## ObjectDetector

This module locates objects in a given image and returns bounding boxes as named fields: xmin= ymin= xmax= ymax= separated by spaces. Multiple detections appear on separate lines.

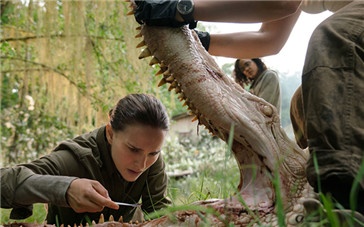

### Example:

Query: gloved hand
xmin=194 ymin=30 xmax=210 ymax=51
xmin=134 ymin=0 xmax=188 ymax=27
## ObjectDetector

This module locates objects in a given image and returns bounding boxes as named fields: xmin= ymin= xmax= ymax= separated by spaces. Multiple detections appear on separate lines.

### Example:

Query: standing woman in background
xmin=233 ymin=58 xmax=281 ymax=113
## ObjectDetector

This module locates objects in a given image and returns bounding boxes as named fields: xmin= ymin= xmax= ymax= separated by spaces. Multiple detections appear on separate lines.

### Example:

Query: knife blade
xmin=114 ymin=202 xmax=141 ymax=208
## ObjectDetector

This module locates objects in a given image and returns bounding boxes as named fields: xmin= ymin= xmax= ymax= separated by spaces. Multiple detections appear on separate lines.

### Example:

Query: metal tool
xmin=114 ymin=202 xmax=141 ymax=208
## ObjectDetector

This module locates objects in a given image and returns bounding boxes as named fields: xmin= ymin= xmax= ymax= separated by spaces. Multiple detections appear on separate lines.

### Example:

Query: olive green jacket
xmin=250 ymin=69 xmax=281 ymax=114
xmin=1 ymin=126 xmax=170 ymax=225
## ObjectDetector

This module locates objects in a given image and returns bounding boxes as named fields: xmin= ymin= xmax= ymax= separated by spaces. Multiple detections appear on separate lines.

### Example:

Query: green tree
xmin=0 ymin=0 xmax=175 ymax=165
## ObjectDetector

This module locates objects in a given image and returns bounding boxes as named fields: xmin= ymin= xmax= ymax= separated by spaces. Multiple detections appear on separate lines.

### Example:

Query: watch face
xmin=177 ymin=0 xmax=194 ymax=15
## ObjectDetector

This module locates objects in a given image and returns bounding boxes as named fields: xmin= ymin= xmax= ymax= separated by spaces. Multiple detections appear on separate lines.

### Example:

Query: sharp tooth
xmin=136 ymin=26 xmax=141 ymax=30
xmin=156 ymin=68 xmax=166 ymax=75
xmin=109 ymin=215 xmax=114 ymax=221
xmin=99 ymin=214 xmax=104 ymax=223
xmin=136 ymin=40 xmax=146 ymax=48
xmin=138 ymin=48 xmax=152 ymax=59
xmin=149 ymin=57 xmax=160 ymax=65
xmin=178 ymin=94 xmax=185 ymax=101
xmin=126 ymin=10 xmax=134 ymax=15
xmin=158 ymin=78 xmax=167 ymax=87
xmin=135 ymin=32 xmax=142 ymax=38
xmin=175 ymin=86 xmax=181 ymax=94
xmin=118 ymin=216 xmax=123 ymax=223
xmin=192 ymin=115 xmax=198 ymax=122
xmin=168 ymin=81 xmax=178 ymax=91
xmin=163 ymin=69 xmax=171 ymax=76
xmin=165 ymin=75 xmax=175 ymax=82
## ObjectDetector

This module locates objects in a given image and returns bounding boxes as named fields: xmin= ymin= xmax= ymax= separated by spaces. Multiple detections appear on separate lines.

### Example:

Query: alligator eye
xmin=262 ymin=105 xmax=273 ymax=117
xmin=295 ymin=215 xmax=304 ymax=223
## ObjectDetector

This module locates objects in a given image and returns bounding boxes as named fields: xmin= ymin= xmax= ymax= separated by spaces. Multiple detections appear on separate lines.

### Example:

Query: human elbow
xmin=263 ymin=42 xmax=286 ymax=56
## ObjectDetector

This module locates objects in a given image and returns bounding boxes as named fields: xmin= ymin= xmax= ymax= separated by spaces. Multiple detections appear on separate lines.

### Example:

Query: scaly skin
xmin=131 ymin=23 xmax=315 ymax=226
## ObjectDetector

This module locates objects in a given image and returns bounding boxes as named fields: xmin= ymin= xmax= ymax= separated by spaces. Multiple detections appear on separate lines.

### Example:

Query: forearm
xmin=13 ymin=174 xmax=77 ymax=207
xmin=208 ymin=10 xmax=301 ymax=58
xmin=193 ymin=0 xmax=302 ymax=23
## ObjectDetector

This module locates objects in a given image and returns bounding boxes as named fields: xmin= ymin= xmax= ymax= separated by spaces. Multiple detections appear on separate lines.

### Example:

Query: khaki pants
xmin=297 ymin=1 xmax=364 ymax=213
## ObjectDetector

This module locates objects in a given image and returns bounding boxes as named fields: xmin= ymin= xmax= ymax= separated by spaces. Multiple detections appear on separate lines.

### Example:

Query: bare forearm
xmin=194 ymin=0 xmax=302 ymax=23
xmin=208 ymin=9 xmax=301 ymax=58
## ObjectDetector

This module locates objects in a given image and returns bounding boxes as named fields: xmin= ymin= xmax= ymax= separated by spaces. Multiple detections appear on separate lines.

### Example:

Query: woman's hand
xmin=66 ymin=178 xmax=119 ymax=213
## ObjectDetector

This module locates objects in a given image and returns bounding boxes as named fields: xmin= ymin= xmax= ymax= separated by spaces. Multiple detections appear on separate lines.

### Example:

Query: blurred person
xmin=233 ymin=58 xmax=281 ymax=113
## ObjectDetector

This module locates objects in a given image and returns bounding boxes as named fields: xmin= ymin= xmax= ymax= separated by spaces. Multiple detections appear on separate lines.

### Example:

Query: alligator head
xmin=130 ymin=12 xmax=315 ymax=226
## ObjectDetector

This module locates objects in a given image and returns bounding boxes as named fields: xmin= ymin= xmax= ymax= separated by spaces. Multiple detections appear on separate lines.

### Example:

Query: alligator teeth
xmin=158 ymin=78 xmax=167 ymax=87
xmin=109 ymin=215 xmax=114 ymax=221
xmin=156 ymin=68 xmax=166 ymax=76
xmin=149 ymin=57 xmax=160 ymax=65
xmin=168 ymin=81 xmax=178 ymax=91
xmin=126 ymin=9 xmax=134 ymax=15
xmin=136 ymin=40 xmax=146 ymax=48
xmin=163 ymin=69 xmax=171 ymax=76
xmin=136 ymin=26 xmax=141 ymax=30
xmin=165 ymin=75 xmax=175 ymax=82
xmin=118 ymin=216 xmax=123 ymax=222
xmin=99 ymin=214 xmax=104 ymax=223
xmin=135 ymin=32 xmax=142 ymax=38
xmin=174 ymin=86 xmax=181 ymax=94
xmin=138 ymin=48 xmax=152 ymax=59
xmin=192 ymin=115 xmax=198 ymax=122
xmin=178 ymin=93 xmax=185 ymax=101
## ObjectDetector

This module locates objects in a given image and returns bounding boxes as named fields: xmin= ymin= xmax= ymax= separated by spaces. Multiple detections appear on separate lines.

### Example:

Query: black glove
xmin=194 ymin=30 xmax=210 ymax=51
xmin=134 ymin=0 xmax=187 ymax=27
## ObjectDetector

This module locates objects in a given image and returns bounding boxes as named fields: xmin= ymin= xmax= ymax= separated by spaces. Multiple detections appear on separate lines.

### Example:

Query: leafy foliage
xmin=0 ymin=0 xmax=167 ymax=165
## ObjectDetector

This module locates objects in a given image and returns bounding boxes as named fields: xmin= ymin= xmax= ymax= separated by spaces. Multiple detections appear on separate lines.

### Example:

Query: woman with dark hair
xmin=233 ymin=58 xmax=281 ymax=113
xmin=1 ymin=93 xmax=171 ymax=225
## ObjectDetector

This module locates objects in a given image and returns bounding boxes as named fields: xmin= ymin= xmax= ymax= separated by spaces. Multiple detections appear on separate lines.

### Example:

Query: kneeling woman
xmin=1 ymin=93 xmax=171 ymax=225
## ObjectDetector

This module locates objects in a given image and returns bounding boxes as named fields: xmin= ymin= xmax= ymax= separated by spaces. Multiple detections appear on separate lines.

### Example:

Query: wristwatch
xmin=176 ymin=0 xmax=195 ymax=23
